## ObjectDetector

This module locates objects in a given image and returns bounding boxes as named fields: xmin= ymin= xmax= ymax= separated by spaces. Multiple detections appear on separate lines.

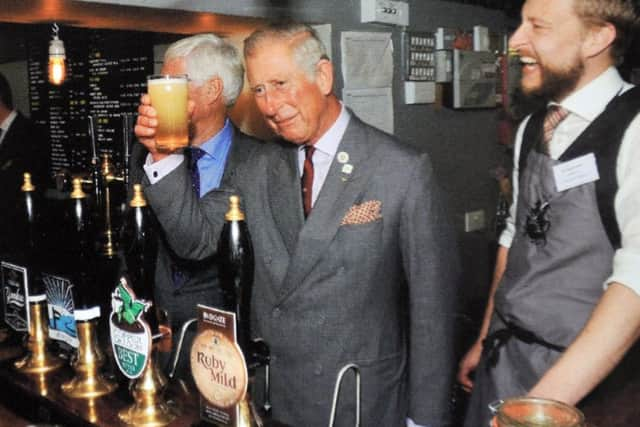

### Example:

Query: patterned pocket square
xmin=341 ymin=200 xmax=382 ymax=225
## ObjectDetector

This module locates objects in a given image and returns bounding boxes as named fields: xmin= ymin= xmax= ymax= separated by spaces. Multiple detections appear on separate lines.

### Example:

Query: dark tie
xmin=542 ymin=105 xmax=569 ymax=154
xmin=301 ymin=145 xmax=315 ymax=217
xmin=190 ymin=147 xmax=206 ymax=196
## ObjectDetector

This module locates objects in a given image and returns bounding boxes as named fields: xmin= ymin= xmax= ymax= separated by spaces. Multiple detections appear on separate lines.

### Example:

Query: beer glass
xmin=147 ymin=74 xmax=189 ymax=151
xmin=489 ymin=397 xmax=585 ymax=427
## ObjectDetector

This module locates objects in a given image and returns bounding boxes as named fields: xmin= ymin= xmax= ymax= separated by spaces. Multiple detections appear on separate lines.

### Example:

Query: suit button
xmin=314 ymin=364 xmax=322 ymax=375
xmin=272 ymin=308 xmax=281 ymax=318
xmin=264 ymin=256 xmax=272 ymax=265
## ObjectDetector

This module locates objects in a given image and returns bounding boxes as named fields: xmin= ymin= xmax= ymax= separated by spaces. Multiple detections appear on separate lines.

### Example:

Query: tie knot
xmin=543 ymin=105 xmax=569 ymax=145
xmin=304 ymin=145 xmax=315 ymax=161
xmin=190 ymin=147 xmax=206 ymax=167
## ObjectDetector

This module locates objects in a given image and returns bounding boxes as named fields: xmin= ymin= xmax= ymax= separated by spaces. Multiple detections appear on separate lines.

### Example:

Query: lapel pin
xmin=342 ymin=164 xmax=353 ymax=175
xmin=337 ymin=151 xmax=349 ymax=164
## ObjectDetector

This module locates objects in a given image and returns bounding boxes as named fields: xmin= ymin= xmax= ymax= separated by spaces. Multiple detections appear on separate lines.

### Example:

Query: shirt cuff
xmin=407 ymin=417 xmax=430 ymax=427
xmin=143 ymin=152 xmax=184 ymax=185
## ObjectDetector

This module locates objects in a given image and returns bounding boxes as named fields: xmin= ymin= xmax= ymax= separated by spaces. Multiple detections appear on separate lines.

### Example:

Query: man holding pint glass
xmin=132 ymin=33 xmax=262 ymax=380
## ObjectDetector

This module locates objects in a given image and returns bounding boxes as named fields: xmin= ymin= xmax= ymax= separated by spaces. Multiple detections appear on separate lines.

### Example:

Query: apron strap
xmin=483 ymin=311 xmax=566 ymax=369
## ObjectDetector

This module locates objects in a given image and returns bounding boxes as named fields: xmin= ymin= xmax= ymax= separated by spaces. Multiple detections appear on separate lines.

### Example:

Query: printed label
xmin=109 ymin=277 xmax=152 ymax=379
xmin=191 ymin=305 xmax=248 ymax=426
xmin=1 ymin=262 xmax=29 ymax=332
xmin=43 ymin=273 xmax=78 ymax=348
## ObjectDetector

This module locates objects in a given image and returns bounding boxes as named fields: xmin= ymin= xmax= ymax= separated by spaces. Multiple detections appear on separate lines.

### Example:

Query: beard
xmin=522 ymin=58 xmax=584 ymax=102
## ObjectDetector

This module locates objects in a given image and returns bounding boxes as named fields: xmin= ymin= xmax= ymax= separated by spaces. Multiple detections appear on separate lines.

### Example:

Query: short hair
xmin=244 ymin=23 xmax=329 ymax=79
xmin=0 ymin=72 xmax=13 ymax=109
xmin=574 ymin=0 xmax=638 ymax=65
xmin=165 ymin=33 xmax=244 ymax=107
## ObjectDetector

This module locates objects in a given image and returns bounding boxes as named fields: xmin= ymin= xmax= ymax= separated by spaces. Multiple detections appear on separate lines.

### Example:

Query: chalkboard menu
xmin=26 ymin=26 xmax=153 ymax=178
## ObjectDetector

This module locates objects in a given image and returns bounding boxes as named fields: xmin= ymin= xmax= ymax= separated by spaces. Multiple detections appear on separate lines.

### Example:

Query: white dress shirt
xmin=499 ymin=67 xmax=640 ymax=295
xmin=297 ymin=103 xmax=350 ymax=207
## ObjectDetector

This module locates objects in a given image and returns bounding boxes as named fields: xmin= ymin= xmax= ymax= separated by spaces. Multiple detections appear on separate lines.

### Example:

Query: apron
xmin=464 ymin=141 xmax=613 ymax=427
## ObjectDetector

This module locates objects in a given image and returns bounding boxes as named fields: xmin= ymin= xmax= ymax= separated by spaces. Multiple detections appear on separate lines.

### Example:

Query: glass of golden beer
xmin=147 ymin=74 xmax=189 ymax=151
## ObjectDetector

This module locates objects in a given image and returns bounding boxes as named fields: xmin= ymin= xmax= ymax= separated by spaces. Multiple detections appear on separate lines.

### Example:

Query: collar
xmin=0 ymin=110 xmax=17 ymax=132
xmin=558 ymin=67 xmax=629 ymax=121
xmin=197 ymin=118 xmax=233 ymax=159
xmin=299 ymin=103 xmax=350 ymax=157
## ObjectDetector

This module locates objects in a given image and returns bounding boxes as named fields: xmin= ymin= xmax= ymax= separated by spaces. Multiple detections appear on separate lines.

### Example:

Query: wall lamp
xmin=49 ymin=23 xmax=66 ymax=86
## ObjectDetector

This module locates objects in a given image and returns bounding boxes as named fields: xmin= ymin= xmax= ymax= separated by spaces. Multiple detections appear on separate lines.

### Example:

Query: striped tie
xmin=543 ymin=105 xmax=569 ymax=153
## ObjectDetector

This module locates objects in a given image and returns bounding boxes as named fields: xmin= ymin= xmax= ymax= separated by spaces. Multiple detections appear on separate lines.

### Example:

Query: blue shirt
xmin=193 ymin=118 xmax=233 ymax=197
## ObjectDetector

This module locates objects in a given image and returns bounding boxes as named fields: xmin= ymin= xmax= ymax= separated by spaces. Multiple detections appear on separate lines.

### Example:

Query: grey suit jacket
xmin=147 ymin=114 xmax=459 ymax=426
xmin=129 ymin=127 xmax=263 ymax=378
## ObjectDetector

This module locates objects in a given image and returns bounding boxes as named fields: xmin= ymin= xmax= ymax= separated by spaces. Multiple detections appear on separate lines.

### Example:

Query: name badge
xmin=553 ymin=153 xmax=599 ymax=192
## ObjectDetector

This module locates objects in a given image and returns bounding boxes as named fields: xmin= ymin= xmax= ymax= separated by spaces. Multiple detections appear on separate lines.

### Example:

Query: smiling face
xmin=245 ymin=39 xmax=334 ymax=146
xmin=509 ymin=0 xmax=591 ymax=101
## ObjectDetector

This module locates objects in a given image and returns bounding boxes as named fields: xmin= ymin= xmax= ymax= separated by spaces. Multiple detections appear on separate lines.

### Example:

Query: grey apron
xmin=464 ymin=143 xmax=613 ymax=427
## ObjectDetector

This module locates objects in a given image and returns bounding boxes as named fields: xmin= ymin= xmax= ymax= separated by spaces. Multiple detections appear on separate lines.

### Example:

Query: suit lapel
xmin=276 ymin=117 xmax=380 ymax=303
xmin=268 ymin=142 xmax=305 ymax=256
xmin=221 ymin=127 xmax=250 ymax=186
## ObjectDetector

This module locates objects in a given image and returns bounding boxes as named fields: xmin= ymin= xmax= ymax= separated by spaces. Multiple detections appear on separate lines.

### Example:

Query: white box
xmin=361 ymin=0 xmax=409 ymax=26
xmin=435 ymin=50 xmax=453 ymax=82
xmin=435 ymin=27 xmax=456 ymax=50
xmin=404 ymin=81 xmax=436 ymax=104
xmin=473 ymin=25 xmax=490 ymax=51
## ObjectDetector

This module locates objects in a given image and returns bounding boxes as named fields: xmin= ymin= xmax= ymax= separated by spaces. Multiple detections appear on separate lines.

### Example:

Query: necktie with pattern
xmin=301 ymin=145 xmax=315 ymax=218
xmin=190 ymin=146 xmax=206 ymax=196
xmin=542 ymin=105 xmax=569 ymax=154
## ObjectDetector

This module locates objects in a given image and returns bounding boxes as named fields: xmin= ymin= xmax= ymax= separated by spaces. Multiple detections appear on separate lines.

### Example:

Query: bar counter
xmin=0 ymin=337 xmax=198 ymax=426
xmin=0 ymin=330 xmax=287 ymax=427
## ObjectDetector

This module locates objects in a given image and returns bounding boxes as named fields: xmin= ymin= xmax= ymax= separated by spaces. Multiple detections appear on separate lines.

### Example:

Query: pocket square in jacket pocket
xmin=341 ymin=200 xmax=382 ymax=225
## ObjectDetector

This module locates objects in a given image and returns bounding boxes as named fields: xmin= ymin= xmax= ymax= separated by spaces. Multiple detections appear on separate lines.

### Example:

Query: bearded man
xmin=456 ymin=0 xmax=640 ymax=425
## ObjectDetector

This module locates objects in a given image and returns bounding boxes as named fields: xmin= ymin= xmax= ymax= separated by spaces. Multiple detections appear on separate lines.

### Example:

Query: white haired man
xmin=132 ymin=33 xmax=262 ymax=380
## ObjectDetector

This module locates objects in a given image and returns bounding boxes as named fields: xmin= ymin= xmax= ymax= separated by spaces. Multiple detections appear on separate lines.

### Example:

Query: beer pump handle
xmin=88 ymin=115 xmax=98 ymax=165
xmin=87 ymin=115 xmax=104 ymax=213
xmin=122 ymin=113 xmax=133 ymax=187
xmin=328 ymin=363 xmax=361 ymax=427
xmin=168 ymin=317 xmax=198 ymax=380
xmin=249 ymin=338 xmax=271 ymax=415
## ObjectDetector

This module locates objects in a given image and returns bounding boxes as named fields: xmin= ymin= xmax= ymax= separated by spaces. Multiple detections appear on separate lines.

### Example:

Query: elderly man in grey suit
xmin=130 ymin=33 xmax=262 ymax=379
xmin=135 ymin=24 xmax=459 ymax=427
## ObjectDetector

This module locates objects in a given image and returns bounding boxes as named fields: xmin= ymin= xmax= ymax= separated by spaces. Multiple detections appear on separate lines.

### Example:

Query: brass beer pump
xmin=116 ymin=184 xmax=178 ymax=426
xmin=60 ymin=178 xmax=117 ymax=399
xmin=118 ymin=351 xmax=177 ymax=426
xmin=14 ymin=294 xmax=64 ymax=377
xmin=98 ymin=152 xmax=125 ymax=258
xmin=14 ymin=173 xmax=64 ymax=379
xmin=61 ymin=316 xmax=117 ymax=398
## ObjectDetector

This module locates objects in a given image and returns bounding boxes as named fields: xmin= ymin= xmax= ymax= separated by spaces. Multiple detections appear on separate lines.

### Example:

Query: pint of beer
xmin=147 ymin=74 xmax=189 ymax=151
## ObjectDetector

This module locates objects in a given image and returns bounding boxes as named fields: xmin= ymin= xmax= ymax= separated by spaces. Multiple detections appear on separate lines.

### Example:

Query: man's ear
xmin=583 ymin=22 xmax=616 ymax=59
xmin=206 ymin=76 xmax=224 ymax=104
xmin=315 ymin=59 xmax=334 ymax=96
